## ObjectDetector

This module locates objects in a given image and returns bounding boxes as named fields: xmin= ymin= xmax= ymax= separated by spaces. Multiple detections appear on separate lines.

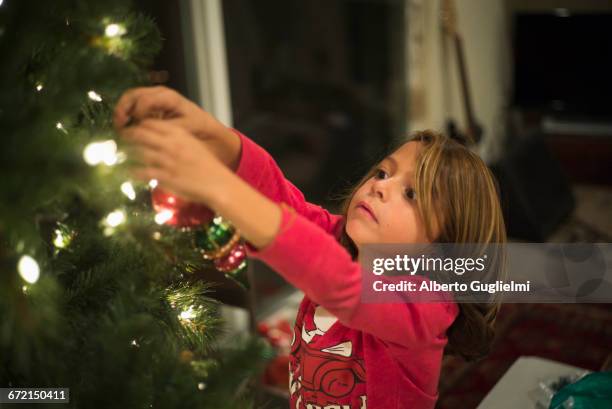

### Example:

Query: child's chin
xmin=345 ymin=222 xmax=365 ymax=245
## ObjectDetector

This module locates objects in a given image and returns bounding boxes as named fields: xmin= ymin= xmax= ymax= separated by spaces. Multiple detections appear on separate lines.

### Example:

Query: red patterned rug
xmin=436 ymin=303 xmax=612 ymax=409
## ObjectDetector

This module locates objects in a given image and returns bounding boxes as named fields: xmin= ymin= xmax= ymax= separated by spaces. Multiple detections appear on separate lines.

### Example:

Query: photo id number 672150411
xmin=0 ymin=388 xmax=69 ymax=403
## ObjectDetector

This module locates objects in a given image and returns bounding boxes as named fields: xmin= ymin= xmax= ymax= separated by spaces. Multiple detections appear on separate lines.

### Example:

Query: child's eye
xmin=374 ymin=168 xmax=387 ymax=179
xmin=405 ymin=187 xmax=417 ymax=201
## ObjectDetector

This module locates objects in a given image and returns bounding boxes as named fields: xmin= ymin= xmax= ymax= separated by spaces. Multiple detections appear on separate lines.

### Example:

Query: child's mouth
xmin=357 ymin=204 xmax=378 ymax=222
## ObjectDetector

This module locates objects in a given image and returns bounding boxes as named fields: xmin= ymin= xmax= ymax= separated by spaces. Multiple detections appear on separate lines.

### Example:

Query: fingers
xmin=130 ymin=87 xmax=180 ymax=123
xmin=138 ymin=118 xmax=184 ymax=135
xmin=133 ymin=147 xmax=174 ymax=170
xmin=121 ymin=125 xmax=170 ymax=152
xmin=113 ymin=86 xmax=179 ymax=129
xmin=114 ymin=87 xmax=151 ymax=128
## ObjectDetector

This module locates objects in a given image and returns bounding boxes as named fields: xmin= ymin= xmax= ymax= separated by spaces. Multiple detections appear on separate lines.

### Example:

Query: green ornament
xmin=193 ymin=217 xmax=235 ymax=252
xmin=206 ymin=218 xmax=233 ymax=246
xmin=194 ymin=229 xmax=217 ymax=251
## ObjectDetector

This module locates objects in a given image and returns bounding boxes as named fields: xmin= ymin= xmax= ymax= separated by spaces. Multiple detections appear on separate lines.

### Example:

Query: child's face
xmin=346 ymin=141 xmax=440 ymax=248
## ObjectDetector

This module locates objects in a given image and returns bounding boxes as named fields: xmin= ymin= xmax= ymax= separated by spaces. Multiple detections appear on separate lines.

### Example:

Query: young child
xmin=114 ymin=86 xmax=507 ymax=409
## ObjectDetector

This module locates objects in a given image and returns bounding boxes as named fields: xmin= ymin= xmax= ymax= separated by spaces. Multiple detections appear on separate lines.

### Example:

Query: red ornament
xmin=214 ymin=243 xmax=247 ymax=272
xmin=151 ymin=187 xmax=214 ymax=227
xmin=151 ymin=187 xmax=251 ymax=289
xmin=257 ymin=322 xmax=270 ymax=335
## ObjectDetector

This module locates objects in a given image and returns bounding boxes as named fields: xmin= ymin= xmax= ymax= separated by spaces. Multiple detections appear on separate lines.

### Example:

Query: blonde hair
xmin=333 ymin=129 xmax=507 ymax=361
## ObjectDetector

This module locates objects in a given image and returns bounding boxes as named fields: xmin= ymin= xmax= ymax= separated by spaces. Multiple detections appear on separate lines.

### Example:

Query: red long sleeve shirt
xmin=233 ymin=129 xmax=459 ymax=409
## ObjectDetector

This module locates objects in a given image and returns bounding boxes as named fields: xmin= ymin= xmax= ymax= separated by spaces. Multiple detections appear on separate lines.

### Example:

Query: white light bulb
xmin=36 ymin=83 xmax=43 ymax=92
xmin=83 ymin=143 xmax=101 ymax=165
xmin=105 ymin=23 xmax=126 ymax=38
xmin=197 ymin=382 xmax=206 ymax=391
xmin=154 ymin=210 xmax=173 ymax=225
xmin=18 ymin=255 xmax=40 ymax=284
xmin=0 ymin=0 xmax=4 ymax=7
xmin=102 ymin=144 xmax=118 ymax=165
xmin=53 ymin=229 xmax=66 ymax=248
xmin=83 ymin=140 xmax=118 ymax=166
xmin=99 ymin=140 xmax=117 ymax=162
xmin=106 ymin=209 xmax=126 ymax=227
xmin=179 ymin=305 xmax=196 ymax=321
xmin=87 ymin=90 xmax=102 ymax=102
xmin=120 ymin=182 xmax=136 ymax=200
xmin=148 ymin=179 xmax=158 ymax=188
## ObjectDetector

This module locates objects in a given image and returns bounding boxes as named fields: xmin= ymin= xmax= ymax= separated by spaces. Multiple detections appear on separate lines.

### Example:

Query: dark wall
xmin=133 ymin=0 xmax=189 ymax=96
xmin=221 ymin=0 xmax=407 ymax=208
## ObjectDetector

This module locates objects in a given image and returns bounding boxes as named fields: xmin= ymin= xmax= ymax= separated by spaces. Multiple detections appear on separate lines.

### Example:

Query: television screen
xmin=513 ymin=13 xmax=612 ymax=119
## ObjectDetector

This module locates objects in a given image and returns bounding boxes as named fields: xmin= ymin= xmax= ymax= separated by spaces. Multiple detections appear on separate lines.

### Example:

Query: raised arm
xmin=120 ymin=118 xmax=458 ymax=347
xmin=232 ymin=128 xmax=341 ymax=236
xmin=206 ymin=171 xmax=459 ymax=348
xmin=113 ymin=86 xmax=341 ymax=236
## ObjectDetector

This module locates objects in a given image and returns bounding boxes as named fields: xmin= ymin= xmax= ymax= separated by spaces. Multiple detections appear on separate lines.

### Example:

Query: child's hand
xmin=114 ymin=86 xmax=220 ymax=138
xmin=121 ymin=120 xmax=230 ymax=204
xmin=113 ymin=86 xmax=242 ymax=171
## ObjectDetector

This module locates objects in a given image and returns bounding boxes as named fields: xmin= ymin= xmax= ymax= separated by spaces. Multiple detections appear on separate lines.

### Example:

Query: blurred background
xmin=133 ymin=0 xmax=612 ymax=407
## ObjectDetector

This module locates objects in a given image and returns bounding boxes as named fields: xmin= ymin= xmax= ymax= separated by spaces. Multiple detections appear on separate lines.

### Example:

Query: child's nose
xmin=371 ymin=179 xmax=389 ymax=201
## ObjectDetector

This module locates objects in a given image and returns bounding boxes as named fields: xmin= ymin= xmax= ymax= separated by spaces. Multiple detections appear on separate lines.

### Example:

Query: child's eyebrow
xmin=383 ymin=156 xmax=414 ymax=180
xmin=383 ymin=156 xmax=398 ymax=167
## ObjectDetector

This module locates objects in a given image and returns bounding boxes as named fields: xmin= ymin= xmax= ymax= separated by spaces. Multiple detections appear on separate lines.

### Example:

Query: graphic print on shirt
xmin=289 ymin=304 xmax=367 ymax=409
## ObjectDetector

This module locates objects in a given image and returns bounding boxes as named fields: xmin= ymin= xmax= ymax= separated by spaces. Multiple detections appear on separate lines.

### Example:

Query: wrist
xmin=210 ymin=127 xmax=242 ymax=171
xmin=193 ymin=111 xmax=242 ymax=171
xmin=208 ymin=176 xmax=282 ymax=250
xmin=201 ymin=164 xmax=236 ymax=212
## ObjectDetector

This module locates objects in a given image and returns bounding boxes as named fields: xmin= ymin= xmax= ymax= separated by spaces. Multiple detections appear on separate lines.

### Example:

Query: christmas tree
xmin=0 ymin=1 xmax=271 ymax=407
